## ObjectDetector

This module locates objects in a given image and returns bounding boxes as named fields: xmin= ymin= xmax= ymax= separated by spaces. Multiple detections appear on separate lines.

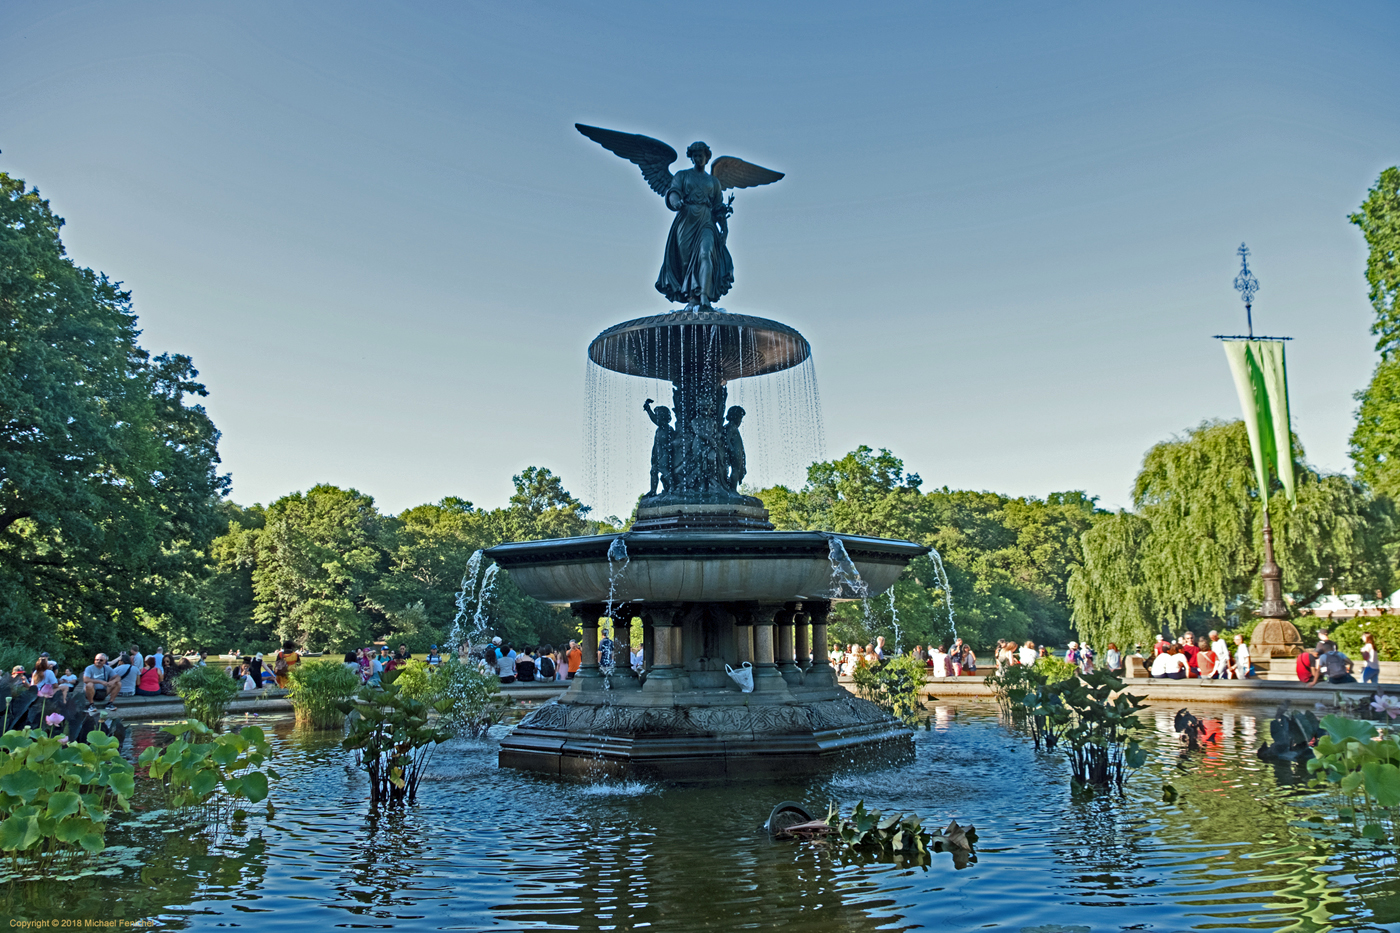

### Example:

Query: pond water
xmin=3 ymin=701 xmax=1397 ymax=932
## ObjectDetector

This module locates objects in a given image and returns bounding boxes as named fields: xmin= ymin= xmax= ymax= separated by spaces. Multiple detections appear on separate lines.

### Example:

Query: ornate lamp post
xmin=1217 ymin=244 xmax=1294 ymax=622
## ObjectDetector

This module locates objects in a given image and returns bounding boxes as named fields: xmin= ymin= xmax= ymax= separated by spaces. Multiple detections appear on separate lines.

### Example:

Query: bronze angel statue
xmin=577 ymin=124 xmax=784 ymax=310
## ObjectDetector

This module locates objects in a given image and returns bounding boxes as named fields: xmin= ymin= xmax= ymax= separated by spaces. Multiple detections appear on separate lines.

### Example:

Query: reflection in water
xmin=2 ymin=705 xmax=1398 ymax=931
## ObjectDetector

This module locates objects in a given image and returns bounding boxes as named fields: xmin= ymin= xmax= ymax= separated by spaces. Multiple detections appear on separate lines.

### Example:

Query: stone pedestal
xmin=1250 ymin=617 xmax=1304 ymax=658
xmin=498 ymin=597 xmax=910 ymax=780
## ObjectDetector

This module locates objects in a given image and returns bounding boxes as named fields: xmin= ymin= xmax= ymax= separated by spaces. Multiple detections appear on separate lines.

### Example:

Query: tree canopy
xmin=1349 ymin=166 xmax=1400 ymax=360
xmin=0 ymin=172 xmax=228 ymax=655
xmin=173 ymin=467 xmax=602 ymax=655
xmin=1349 ymin=167 xmax=1400 ymax=495
xmin=1071 ymin=420 xmax=1393 ymax=649
xmin=757 ymin=446 xmax=1098 ymax=652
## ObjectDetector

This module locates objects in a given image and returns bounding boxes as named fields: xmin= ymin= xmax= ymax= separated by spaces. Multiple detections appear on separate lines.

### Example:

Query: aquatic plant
xmin=0 ymin=728 xmax=134 ymax=874
xmin=984 ymin=663 xmax=1044 ymax=718
xmin=137 ymin=720 xmax=277 ymax=828
xmin=1306 ymin=714 xmax=1400 ymax=842
xmin=1021 ymin=669 xmax=1148 ymax=789
xmin=776 ymin=800 xmax=976 ymax=869
xmin=175 ymin=664 xmax=242 ymax=730
xmin=338 ymin=668 xmax=451 ymax=807
xmin=286 ymin=660 xmax=361 ymax=728
xmin=1257 ymin=705 xmax=1323 ymax=761
xmin=396 ymin=657 xmax=505 ymax=739
xmin=1033 ymin=654 xmax=1076 ymax=683
xmin=853 ymin=654 xmax=927 ymax=724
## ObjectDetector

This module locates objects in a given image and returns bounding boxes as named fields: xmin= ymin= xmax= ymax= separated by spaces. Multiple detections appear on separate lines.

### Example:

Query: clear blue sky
xmin=2 ymin=1 xmax=1397 ymax=516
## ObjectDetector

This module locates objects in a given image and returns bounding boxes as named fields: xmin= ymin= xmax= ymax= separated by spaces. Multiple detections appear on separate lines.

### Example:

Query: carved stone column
xmin=775 ymin=606 xmax=802 ymax=685
xmin=805 ymin=600 xmax=836 ymax=689
xmin=794 ymin=608 xmax=811 ymax=671
xmin=573 ymin=603 xmax=604 ymax=686
xmin=643 ymin=606 xmax=681 ymax=695
xmin=734 ymin=611 xmax=754 ymax=666
xmin=751 ymin=604 xmax=787 ymax=692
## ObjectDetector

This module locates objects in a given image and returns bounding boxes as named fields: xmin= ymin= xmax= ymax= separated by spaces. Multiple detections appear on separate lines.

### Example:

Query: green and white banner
xmin=1222 ymin=340 xmax=1295 ymax=507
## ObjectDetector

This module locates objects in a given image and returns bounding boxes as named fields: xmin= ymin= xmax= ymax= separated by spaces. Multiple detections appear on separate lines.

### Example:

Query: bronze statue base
xmin=633 ymin=498 xmax=773 ymax=532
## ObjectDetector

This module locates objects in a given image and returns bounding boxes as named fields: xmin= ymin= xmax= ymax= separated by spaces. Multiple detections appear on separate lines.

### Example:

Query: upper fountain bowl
xmin=484 ymin=531 xmax=926 ymax=605
xmin=588 ymin=310 xmax=810 ymax=383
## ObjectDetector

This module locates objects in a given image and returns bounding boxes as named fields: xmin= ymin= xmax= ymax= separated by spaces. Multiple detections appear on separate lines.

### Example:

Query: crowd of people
xmin=32 ymin=624 xmax=1373 ymax=708
xmin=9 ymin=644 xmax=175 ymax=714
xmin=6 ymin=640 xmax=320 ymax=714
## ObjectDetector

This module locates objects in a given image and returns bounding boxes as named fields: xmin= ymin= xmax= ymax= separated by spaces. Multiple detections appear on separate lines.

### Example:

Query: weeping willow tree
xmin=1069 ymin=420 xmax=1394 ymax=648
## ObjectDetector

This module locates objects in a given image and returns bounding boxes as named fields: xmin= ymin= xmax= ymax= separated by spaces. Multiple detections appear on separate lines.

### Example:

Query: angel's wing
xmin=576 ymin=124 xmax=677 ymax=196
xmin=710 ymin=156 xmax=784 ymax=191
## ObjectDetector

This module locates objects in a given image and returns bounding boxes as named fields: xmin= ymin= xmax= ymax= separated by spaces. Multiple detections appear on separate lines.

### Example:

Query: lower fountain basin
xmin=485 ymin=531 xmax=926 ymax=604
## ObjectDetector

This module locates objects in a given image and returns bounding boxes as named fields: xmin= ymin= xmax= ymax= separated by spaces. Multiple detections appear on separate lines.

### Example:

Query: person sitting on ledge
xmin=1151 ymin=644 xmax=1188 ymax=679
xmin=1310 ymin=641 xmax=1355 ymax=686
xmin=1295 ymin=645 xmax=1317 ymax=682
xmin=83 ymin=653 xmax=121 ymax=712
xmin=136 ymin=656 xmax=163 ymax=696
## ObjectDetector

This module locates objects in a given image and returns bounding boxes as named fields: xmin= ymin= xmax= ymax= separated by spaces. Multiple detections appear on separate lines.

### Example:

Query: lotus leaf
xmin=1362 ymin=761 xmax=1400 ymax=808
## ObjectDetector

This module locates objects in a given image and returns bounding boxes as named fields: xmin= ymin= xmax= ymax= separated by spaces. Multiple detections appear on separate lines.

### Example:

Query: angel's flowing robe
xmin=656 ymin=168 xmax=734 ymax=304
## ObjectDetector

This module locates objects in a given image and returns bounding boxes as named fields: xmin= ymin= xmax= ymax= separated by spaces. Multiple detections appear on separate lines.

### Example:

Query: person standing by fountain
xmin=566 ymin=640 xmax=582 ymax=679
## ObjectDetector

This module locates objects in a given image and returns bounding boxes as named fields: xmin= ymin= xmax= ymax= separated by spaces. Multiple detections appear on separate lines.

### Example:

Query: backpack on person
xmin=273 ymin=652 xmax=289 ymax=676
xmin=538 ymin=655 xmax=556 ymax=680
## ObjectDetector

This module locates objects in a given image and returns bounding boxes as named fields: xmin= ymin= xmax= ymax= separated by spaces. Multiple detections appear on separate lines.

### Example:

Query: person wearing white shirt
xmin=928 ymin=647 xmax=947 ymax=678
xmin=1232 ymin=634 xmax=1251 ymax=679
xmin=1209 ymin=630 xmax=1229 ymax=679
xmin=1151 ymin=646 xmax=1188 ymax=679
xmin=128 ymin=644 xmax=144 ymax=672
xmin=1018 ymin=641 xmax=1038 ymax=667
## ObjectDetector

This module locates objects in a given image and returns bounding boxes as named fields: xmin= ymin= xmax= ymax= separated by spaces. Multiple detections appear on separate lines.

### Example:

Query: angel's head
xmin=686 ymin=141 xmax=711 ymax=170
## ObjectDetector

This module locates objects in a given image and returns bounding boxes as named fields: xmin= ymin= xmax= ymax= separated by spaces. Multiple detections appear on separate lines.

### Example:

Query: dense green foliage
xmin=1351 ymin=357 xmax=1400 ymax=499
xmin=757 ymin=446 xmax=1098 ymax=651
xmin=0 ymin=172 xmax=228 ymax=657
xmin=286 ymin=659 xmax=362 ymax=728
xmin=0 ymin=727 xmax=134 ymax=874
xmin=395 ymin=658 xmax=504 ymax=738
xmin=1350 ymin=167 xmax=1400 ymax=496
xmin=1328 ymin=615 xmax=1400 ymax=663
xmin=1349 ymin=167 xmax=1400 ymax=360
xmin=180 ymin=468 xmax=602 ymax=655
xmin=1070 ymin=420 xmax=1393 ymax=649
xmin=851 ymin=654 xmax=927 ymax=724
xmin=175 ymin=664 xmax=243 ymax=730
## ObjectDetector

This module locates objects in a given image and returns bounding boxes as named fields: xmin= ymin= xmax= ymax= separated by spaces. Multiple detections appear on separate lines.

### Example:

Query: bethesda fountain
xmin=484 ymin=125 xmax=927 ymax=780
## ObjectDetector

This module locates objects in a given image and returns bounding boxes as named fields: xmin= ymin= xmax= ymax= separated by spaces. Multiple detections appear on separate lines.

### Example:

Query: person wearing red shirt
xmin=1295 ymin=645 xmax=1316 ymax=682
xmin=1178 ymin=636 xmax=1200 ymax=677
xmin=136 ymin=656 xmax=162 ymax=696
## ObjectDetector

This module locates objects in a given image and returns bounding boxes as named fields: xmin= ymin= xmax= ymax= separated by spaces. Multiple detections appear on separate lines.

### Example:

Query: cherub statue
xmin=576 ymin=124 xmax=784 ymax=310
xmin=642 ymin=399 xmax=675 ymax=497
xmin=722 ymin=406 xmax=747 ymax=491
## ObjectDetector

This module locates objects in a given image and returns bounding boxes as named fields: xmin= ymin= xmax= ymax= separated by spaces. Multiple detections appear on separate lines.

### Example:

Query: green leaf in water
xmin=1363 ymin=761 xmax=1400 ymax=808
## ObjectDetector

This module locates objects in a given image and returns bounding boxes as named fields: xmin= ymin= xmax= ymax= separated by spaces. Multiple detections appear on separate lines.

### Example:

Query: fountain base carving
xmin=499 ymin=688 xmax=912 ymax=781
